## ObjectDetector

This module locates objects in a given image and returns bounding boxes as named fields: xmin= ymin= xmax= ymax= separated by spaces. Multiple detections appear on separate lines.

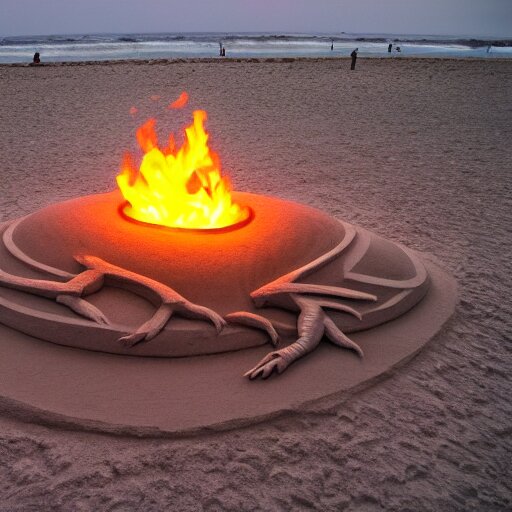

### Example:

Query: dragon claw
xmin=225 ymin=312 xmax=279 ymax=346
xmin=245 ymin=290 xmax=369 ymax=378
xmin=176 ymin=302 xmax=226 ymax=333
xmin=56 ymin=294 xmax=109 ymax=325
xmin=118 ymin=331 xmax=147 ymax=347
xmin=244 ymin=351 xmax=290 ymax=379
xmin=117 ymin=302 xmax=226 ymax=348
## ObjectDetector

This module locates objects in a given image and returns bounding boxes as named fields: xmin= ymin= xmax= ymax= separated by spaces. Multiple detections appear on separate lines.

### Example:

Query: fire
xmin=116 ymin=103 xmax=249 ymax=230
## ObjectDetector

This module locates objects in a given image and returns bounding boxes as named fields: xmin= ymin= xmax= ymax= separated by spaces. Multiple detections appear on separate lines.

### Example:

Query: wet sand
xmin=0 ymin=58 xmax=511 ymax=511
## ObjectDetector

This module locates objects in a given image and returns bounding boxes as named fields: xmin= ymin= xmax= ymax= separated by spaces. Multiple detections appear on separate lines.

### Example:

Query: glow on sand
xmin=117 ymin=94 xmax=249 ymax=230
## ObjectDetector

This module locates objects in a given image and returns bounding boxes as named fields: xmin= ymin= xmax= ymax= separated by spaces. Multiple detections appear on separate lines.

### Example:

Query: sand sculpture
xmin=0 ymin=189 xmax=431 ymax=378
xmin=0 ymin=100 xmax=456 ymax=433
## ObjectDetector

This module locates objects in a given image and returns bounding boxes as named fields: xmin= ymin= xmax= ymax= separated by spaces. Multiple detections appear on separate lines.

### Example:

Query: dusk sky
xmin=1 ymin=0 xmax=511 ymax=38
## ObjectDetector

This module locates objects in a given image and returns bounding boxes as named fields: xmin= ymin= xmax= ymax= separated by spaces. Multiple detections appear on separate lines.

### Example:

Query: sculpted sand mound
xmin=11 ymin=191 xmax=345 ymax=314
xmin=1 ymin=191 xmax=432 ymax=358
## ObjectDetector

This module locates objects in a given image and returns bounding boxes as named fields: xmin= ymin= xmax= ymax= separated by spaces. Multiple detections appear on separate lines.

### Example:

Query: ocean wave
xmin=0 ymin=32 xmax=511 ymax=63
xmin=116 ymin=37 xmax=140 ymax=43
xmin=2 ymin=33 xmax=511 ymax=48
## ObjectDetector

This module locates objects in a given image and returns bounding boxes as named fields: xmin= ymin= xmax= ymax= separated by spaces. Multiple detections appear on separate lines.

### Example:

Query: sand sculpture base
xmin=0 ymin=191 xmax=457 ymax=435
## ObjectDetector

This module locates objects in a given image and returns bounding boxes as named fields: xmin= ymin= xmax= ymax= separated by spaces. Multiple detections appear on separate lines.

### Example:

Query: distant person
xmin=350 ymin=48 xmax=358 ymax=70
xmin=219 ymin=41 xmax=223 ymax=56
xmin=388 ymin=43 xmax=393 ymax=53
xmin=32 ymin=52 xmax=41 ymax=65
xmin=222 ymin=46 xmax=226 ymax=57
xmin=395 ymin=46 xmax=401 ymax=53
xmin=331 ymin=40 xmax=334 ymax=51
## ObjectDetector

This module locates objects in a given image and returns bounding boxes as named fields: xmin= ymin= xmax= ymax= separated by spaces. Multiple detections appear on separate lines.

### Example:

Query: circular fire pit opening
xmin=118 ymin=201 xmax=255 ymax=234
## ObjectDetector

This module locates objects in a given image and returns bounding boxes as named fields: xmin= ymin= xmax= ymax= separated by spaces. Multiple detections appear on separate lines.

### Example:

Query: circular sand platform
xmin=0 ymin=192 xmax=457 ymax=436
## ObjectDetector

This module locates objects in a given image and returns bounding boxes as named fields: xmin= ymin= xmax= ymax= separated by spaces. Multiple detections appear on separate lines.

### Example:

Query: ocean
xmin=1 ymin=32 xmax=511 ymax=64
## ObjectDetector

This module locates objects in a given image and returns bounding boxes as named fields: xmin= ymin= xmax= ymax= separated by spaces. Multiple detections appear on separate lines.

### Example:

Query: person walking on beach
xmin=350 ymin=48 xmax=358 ymax=70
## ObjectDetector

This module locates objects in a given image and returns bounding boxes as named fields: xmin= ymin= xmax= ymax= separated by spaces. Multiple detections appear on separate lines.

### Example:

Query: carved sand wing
xmin=0 ymin=254 xmax=225 ymax=347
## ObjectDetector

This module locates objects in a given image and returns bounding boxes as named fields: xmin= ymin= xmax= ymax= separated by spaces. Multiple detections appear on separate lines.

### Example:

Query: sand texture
xmin=0 ymin=58 xmax=511 ymax=511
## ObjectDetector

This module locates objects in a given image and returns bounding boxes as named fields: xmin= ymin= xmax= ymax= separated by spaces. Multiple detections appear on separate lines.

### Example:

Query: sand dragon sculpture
xmin=0 ymin=208 xmax=429 ymax=379
xmin=0 ymin=96 xmax=430 ymax=380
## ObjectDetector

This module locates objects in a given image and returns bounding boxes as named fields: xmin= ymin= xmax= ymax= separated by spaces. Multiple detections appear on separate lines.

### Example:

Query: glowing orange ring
xmin=117 ymin=202 xmax=254 ymax=234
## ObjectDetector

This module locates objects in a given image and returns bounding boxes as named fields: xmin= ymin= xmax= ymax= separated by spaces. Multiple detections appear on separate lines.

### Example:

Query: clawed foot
xmin=244 ymin=350 xmax=291 ymax=379
xmin=74 ymin=255 xmax=227 ymax=347
xmin=0 ymin=255 xmax=226 ymax=347
xmin=119 ymin=301 xmax=226 ymax=347
xmin=245 ymin=293 xmax=369 ymax=379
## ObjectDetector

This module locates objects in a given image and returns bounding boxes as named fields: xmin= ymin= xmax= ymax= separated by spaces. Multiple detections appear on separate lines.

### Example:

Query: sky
xmin=1 ymin=0 xmax=511 ymax=38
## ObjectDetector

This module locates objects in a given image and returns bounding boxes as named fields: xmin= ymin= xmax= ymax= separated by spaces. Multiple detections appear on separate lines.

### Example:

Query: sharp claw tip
xmin=118 ymin=334 xmax=143 ymax=347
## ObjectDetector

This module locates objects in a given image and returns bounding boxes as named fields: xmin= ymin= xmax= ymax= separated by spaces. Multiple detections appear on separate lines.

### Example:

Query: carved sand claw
xmin=245 ymin=294 xmax=365 ymax=379
xmin=225 ymin=312 xmax=279 ymax=346
xmin=0 ymin=266 xmax=108 ymax=322
xmin=0 ymin=255 xmax=226 ymax=345
xmin=119 ymin=303 xmax=175 ymax=347
xmin=313 ymin=299 xmax=363 ymax=320
xmin=244 ymin=351 xmax=288 ymax=379
xmin=175 ymin=302 xmax=226 ymax=334
xmin=244 ymin=227 xmax=375 ymax=379
xmin=75 ymin=255 xmax=228 ymax=343
xmin=251 ymin=282 xmax=377 ymax=306
xmin=56 ymin=295 xmax=109 ymax=325
xmin=323 ymin=316 xmax=364 ymax=357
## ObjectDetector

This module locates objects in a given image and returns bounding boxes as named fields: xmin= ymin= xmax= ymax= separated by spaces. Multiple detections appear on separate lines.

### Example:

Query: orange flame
xmin=169 ymin=91 xmax=189 ymax=109
xmin=116 ymin=105 xmax=249 ymax=230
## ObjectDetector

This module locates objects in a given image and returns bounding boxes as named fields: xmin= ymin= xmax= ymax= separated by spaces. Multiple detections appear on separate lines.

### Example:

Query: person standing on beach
xmin=388 ymin=43 xmax=393 ymax=53
xmin=350 ymin=48 xmax=358 ymax=70
xmin=331 ymin=40 xmax=334 ymax=51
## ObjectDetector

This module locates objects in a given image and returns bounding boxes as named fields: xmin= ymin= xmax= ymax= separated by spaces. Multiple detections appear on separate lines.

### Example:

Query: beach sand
xmin=0 ymin=58 xmax=511 ymax=511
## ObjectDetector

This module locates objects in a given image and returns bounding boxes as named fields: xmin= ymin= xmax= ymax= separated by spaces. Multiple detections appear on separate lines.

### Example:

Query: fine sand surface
xmin=0 ymin=58 xmax=510 ymax=510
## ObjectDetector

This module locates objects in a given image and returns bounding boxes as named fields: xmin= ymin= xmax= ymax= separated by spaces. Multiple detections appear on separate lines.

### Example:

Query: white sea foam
xmin=0 ymin=32 xmax=510 ymax=63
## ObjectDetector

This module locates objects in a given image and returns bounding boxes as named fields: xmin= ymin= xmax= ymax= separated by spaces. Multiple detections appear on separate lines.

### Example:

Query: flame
xmin=169 ymin=91 xmax=189 ymax=109
xmin=116 ymin=105 xmax=249 ymax=230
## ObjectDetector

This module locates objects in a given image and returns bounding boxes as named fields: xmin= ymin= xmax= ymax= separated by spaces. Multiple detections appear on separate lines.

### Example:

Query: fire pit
xmin=0 ymin=95 xmax=457 ymax=434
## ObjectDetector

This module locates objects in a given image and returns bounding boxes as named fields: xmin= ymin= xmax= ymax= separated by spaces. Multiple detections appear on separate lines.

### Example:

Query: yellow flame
xmin=116 ymin=107 xmax=249 ymax=230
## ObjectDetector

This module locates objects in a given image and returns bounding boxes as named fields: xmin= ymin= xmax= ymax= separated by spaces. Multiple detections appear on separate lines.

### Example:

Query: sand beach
xmin=0 ymin=57 xmax=511 ymax=510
